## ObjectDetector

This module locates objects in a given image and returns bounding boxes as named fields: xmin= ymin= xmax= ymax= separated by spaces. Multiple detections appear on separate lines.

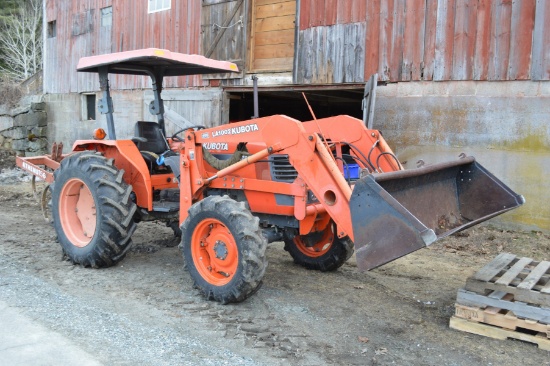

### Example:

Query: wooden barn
xmin=42 ymin=0 xmax=550 ymax=231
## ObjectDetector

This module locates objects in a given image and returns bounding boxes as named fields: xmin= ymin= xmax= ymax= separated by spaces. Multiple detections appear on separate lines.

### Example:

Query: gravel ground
xmin=0 ymin=167 xmax=549 ymax=365
xmin=0 ymin=257 xmax=260 ymax=366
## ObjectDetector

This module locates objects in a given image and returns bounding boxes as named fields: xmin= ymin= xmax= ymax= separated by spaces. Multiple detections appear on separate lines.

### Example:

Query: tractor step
xmin=152 ymin=201 xmax=179 ymax=213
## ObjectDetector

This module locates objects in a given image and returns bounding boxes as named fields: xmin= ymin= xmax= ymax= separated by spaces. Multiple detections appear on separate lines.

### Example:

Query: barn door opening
xmin=249 ymin=0 xmax=296 ymax=72
xmin=227 ymin=87 xmax=365 ymax=122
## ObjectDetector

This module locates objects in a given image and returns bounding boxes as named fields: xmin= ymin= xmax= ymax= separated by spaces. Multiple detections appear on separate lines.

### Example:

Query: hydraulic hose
xmin=202 ymin=142 xmax=249 ymax=170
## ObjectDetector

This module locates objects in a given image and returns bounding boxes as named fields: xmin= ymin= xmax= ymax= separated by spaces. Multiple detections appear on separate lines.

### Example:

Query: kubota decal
xmin=212 ymin=123 xmax=259 ymax=137
xmin=203 ymin=142 xmax=229 ymax=151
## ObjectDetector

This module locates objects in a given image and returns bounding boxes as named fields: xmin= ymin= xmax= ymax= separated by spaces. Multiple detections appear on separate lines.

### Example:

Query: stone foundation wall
xmin=0 ymin=96 xmax=48 ymax=157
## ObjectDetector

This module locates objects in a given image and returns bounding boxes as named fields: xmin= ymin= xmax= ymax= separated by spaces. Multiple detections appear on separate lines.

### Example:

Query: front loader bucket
xmin=350 ymin=156 xmax=524 ymax=271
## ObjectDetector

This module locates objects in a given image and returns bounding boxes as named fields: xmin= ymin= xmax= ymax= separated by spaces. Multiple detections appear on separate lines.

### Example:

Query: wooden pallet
xmin=465 ymin=253 xmax=550 ymax=307
xmin=450 ymin=316 xmax=550 ymax=351
xmin=451 ymin=253 xmax=550 ymax=350
xmin=456 ymin=288 xmax=550 ymax=324
xmin=454 ymin=303 xmax=550 ymax=338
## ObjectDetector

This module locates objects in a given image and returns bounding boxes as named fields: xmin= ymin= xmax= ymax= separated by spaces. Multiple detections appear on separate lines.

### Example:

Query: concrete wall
xmin=143 ymin=89 xmax=224 ymax=132
xmin=44 ymin=91 xmax=143 ymax=147
xmin=375 ymin=80 xmax=550 ymax=232
xmin=45 ymin=89 xmax=224 ymax=149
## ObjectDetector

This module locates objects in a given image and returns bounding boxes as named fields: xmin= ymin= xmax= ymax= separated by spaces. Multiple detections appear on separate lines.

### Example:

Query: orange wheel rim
xmin=191 ymin=218 xmax=238 ymax=286
xmin=59 ymin=178 xmax=97 ymax=247
xmin=294 ymin=226 xmax=334 ymax=258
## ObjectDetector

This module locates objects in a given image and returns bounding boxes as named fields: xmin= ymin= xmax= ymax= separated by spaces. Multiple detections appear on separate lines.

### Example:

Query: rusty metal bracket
xmin=41 ymin=184 xmax=52 ymax=223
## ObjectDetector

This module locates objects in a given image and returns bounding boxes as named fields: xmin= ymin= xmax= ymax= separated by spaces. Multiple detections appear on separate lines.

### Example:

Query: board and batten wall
xmin=44 ymin=0 xmax=204 ymax=94
xmin=296 ymin=0 xmax=550 ymax=83
xmin=44 ymin=0 xmax=550 ymax=92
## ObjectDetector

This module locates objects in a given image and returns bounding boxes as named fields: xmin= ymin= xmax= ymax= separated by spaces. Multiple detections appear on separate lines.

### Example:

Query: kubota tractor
xmin=17 ymin=48 xmax=524 ymax=303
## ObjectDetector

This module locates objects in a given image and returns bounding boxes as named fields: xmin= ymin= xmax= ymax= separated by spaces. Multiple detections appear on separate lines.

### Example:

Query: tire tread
xmin=52 ymin=151 xmax=136 ymax=268
xmin=181 ymin=196 xmax=267 ymax=304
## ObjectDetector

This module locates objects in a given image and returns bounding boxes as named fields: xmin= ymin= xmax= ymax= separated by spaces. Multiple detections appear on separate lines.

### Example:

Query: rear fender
xmin=72 ymin=140 xmax=158 ymax=210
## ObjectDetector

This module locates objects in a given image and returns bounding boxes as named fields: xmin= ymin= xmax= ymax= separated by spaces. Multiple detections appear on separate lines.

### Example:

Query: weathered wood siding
xmin=532 ymin=0 xmax=550 ymax=81
xmin=45 ymin=0 xmax=550 ymax=92
xmin=249 ymin=0 xmax=296 ymax=72
xmin=297 ymin=0 xmax=549 ymax=83
xmin=44 ymin=0 xmax=203 ymax=94
xmin=296 ymin=23 xmax=365 ymax=83
xmin=201 ymin=0 xmax=247 ymax=79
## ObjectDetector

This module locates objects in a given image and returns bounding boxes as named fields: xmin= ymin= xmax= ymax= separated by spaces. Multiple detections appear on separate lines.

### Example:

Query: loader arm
xmin=302 ymin=115 xmax=402 ymax=173
xmin=179 ymin=115 xmax=357 ymax=240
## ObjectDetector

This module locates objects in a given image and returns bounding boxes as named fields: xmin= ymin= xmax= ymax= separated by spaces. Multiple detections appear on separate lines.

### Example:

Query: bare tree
xmin=0 ymin=0 xmax=42 ymax=81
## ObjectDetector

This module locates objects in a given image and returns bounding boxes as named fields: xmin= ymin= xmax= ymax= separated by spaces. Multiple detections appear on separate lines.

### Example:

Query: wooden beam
xmin=450 ymin=317 xmax=550 ymax=351
xmin=254 ymin=43 xmax=294 ymax=59
xmin=254 ymin=15 xmax=295 ymax=32
xmin=456 ymin=289 xmax=550 ymax=324
xmin=256 ymin=1 xmax=296 ymax=18
xmin=254 ymin=29 xmax=294 ymax=46
xmin=472 ymin=253 xmax=516 ymax=282
xmin=252 ymin=57 xmax=294 ymax=71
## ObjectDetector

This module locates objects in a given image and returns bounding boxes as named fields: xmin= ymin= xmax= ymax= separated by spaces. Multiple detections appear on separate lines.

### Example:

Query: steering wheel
xmin=171 ymin=125 xmax=206 ymax=142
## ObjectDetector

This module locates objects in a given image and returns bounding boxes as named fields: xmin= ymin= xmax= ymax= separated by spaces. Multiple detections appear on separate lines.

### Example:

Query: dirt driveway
xmin=0 ymin=176 xmax=549 ymax=365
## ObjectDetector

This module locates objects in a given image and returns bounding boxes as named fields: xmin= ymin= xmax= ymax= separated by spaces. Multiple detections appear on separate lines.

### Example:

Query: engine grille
xmin=269 ymin=155 xmax=298 ymax=182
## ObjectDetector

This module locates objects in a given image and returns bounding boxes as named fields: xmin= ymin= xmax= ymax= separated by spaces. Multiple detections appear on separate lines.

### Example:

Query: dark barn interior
xmin=227 ymin=86 xmax=365 ymax=122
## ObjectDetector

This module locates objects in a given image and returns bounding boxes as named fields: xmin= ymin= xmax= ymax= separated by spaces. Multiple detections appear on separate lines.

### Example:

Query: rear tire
xmin=51 ymin=151 xmax=137 ymax=268
xmin=181 ymin=196 xmax=267 ymax=304
xmin=284 ymin=223 xmax=354 ymax=271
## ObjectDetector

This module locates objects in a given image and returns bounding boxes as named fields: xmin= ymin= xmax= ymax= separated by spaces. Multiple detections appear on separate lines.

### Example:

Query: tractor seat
xmin=133 ymin=121 xmax=173 ymax=171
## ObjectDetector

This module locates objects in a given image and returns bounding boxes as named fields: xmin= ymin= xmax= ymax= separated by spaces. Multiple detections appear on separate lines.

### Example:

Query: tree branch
xmin=0 ymin=0 xmax=43 ymax=81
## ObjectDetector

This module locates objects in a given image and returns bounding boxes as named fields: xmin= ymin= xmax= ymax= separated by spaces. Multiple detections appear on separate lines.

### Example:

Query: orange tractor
xmin=17 ymin=49 xmax=524 ymax=303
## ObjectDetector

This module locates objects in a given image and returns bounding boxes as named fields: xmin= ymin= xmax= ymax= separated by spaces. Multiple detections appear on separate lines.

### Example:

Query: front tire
xmin=51 ymin=152 xmax=137 ymax=268
xmin=284 ymin=223 xmax=354 ymax=271
xmin=181 ymin=196 xmax=267 ymax=304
